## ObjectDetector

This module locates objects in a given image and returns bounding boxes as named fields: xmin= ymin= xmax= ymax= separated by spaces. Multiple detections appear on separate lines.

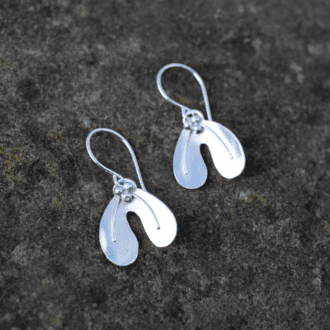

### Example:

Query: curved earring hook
xmin=157 ymin=63 xmax=212 ymax=121
xmin=86 ymin=128 xmax=147 ymax=191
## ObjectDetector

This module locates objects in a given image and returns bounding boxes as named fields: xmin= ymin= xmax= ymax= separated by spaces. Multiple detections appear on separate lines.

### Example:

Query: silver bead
xmin=183 ymin=121 xmax=190 ymax=129
xmin=114 ymin=186 xmax=123 ymax=195
xmin=196 ymin=114 xmax=202 ymax=122
xmin=191 ymin=115 xmax=197 ymax=123
xmin=121 ymin=193 xmax=132 ymax=202
xmin=192 ymin=123 xmax=203 ymax=133
xmin=123 ymin=182 xmax=133 ymax=191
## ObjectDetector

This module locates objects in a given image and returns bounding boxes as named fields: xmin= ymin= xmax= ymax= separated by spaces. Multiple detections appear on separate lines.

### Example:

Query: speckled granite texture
xmin=1 ymin=0 xmax=330 ymax=329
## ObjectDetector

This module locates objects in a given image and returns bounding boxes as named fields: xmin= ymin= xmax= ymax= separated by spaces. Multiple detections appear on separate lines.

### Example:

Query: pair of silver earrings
xmin=86 ymin=63 xmax=246 ymax=266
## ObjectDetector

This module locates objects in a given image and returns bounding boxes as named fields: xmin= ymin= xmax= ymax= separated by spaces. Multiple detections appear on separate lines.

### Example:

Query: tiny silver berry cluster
xmin=183 ymin=110 xmax=204 ymax=133
xmin=113 ymin=179 xmax=136 ymax=202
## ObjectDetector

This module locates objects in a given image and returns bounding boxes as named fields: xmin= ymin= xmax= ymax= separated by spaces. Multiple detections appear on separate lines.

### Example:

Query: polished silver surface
xmin=99 ymin=188 xmax=177 ymax=266
xmin=157 ymin=63 xmax=245 ymax=189
xmin=173 ymin=128 xmax=207 ymax=190
xmin=100 ymin=195 xmax=139 ymax=266
xmin=133 ymin=189 xmax=176 ymax=248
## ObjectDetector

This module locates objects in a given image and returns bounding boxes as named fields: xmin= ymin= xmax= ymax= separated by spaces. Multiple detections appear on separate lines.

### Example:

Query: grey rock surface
xmin=1 ymin=0 xmax=330 ymax=329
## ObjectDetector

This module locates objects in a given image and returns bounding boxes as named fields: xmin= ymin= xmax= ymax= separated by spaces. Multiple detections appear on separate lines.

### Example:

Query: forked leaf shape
xmin=99 ymin=189 xmax=177 ymax=266
xmin=173 ymin=120 xmax=245 ymax=189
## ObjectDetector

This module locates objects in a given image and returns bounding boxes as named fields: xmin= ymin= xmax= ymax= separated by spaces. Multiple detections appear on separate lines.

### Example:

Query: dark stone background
xmin=1 ymin=0 xmax=330 ymax=329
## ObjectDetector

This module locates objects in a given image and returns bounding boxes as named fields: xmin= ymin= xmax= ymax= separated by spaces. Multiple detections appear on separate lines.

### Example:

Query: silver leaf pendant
xmin=99 ymin=180 xmax=177 ymax=266
xmin=173 ymin=110 xmax=245 ymax=189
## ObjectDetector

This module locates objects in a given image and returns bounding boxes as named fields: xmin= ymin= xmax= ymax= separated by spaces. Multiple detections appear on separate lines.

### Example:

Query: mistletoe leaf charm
xmin=99 ymin=184 xmax=177 ymax=266
xmin=173 ymin=111 xmax=245 ymax=189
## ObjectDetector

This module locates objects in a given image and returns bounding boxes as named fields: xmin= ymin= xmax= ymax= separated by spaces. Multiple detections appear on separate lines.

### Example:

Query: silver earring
xmin=86 ymin=128 xmax=177 ymax=266
xmin=157 ymin=63 xmax=246 ymax=189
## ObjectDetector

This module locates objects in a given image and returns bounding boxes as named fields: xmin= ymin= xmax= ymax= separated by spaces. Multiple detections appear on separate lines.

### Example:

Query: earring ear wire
xmin=86 ymin=128 xmax=146 ymax=191
xmin=157 ymin=63 xmax=212 ymax=121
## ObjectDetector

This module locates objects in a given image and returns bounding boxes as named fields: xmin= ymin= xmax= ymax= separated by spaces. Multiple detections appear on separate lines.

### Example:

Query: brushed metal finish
xmin=173 ymin=129 xmax=207 ymax=190
xmin=99 ymin=195 xmax=139 ymax=266
xmin=174 ymin=120 xmax=245 ymax=189
xmin=133 ymin=189 xmax=177 ymax=247
xmin=99 ymin=189 xmax=177 ymax=266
